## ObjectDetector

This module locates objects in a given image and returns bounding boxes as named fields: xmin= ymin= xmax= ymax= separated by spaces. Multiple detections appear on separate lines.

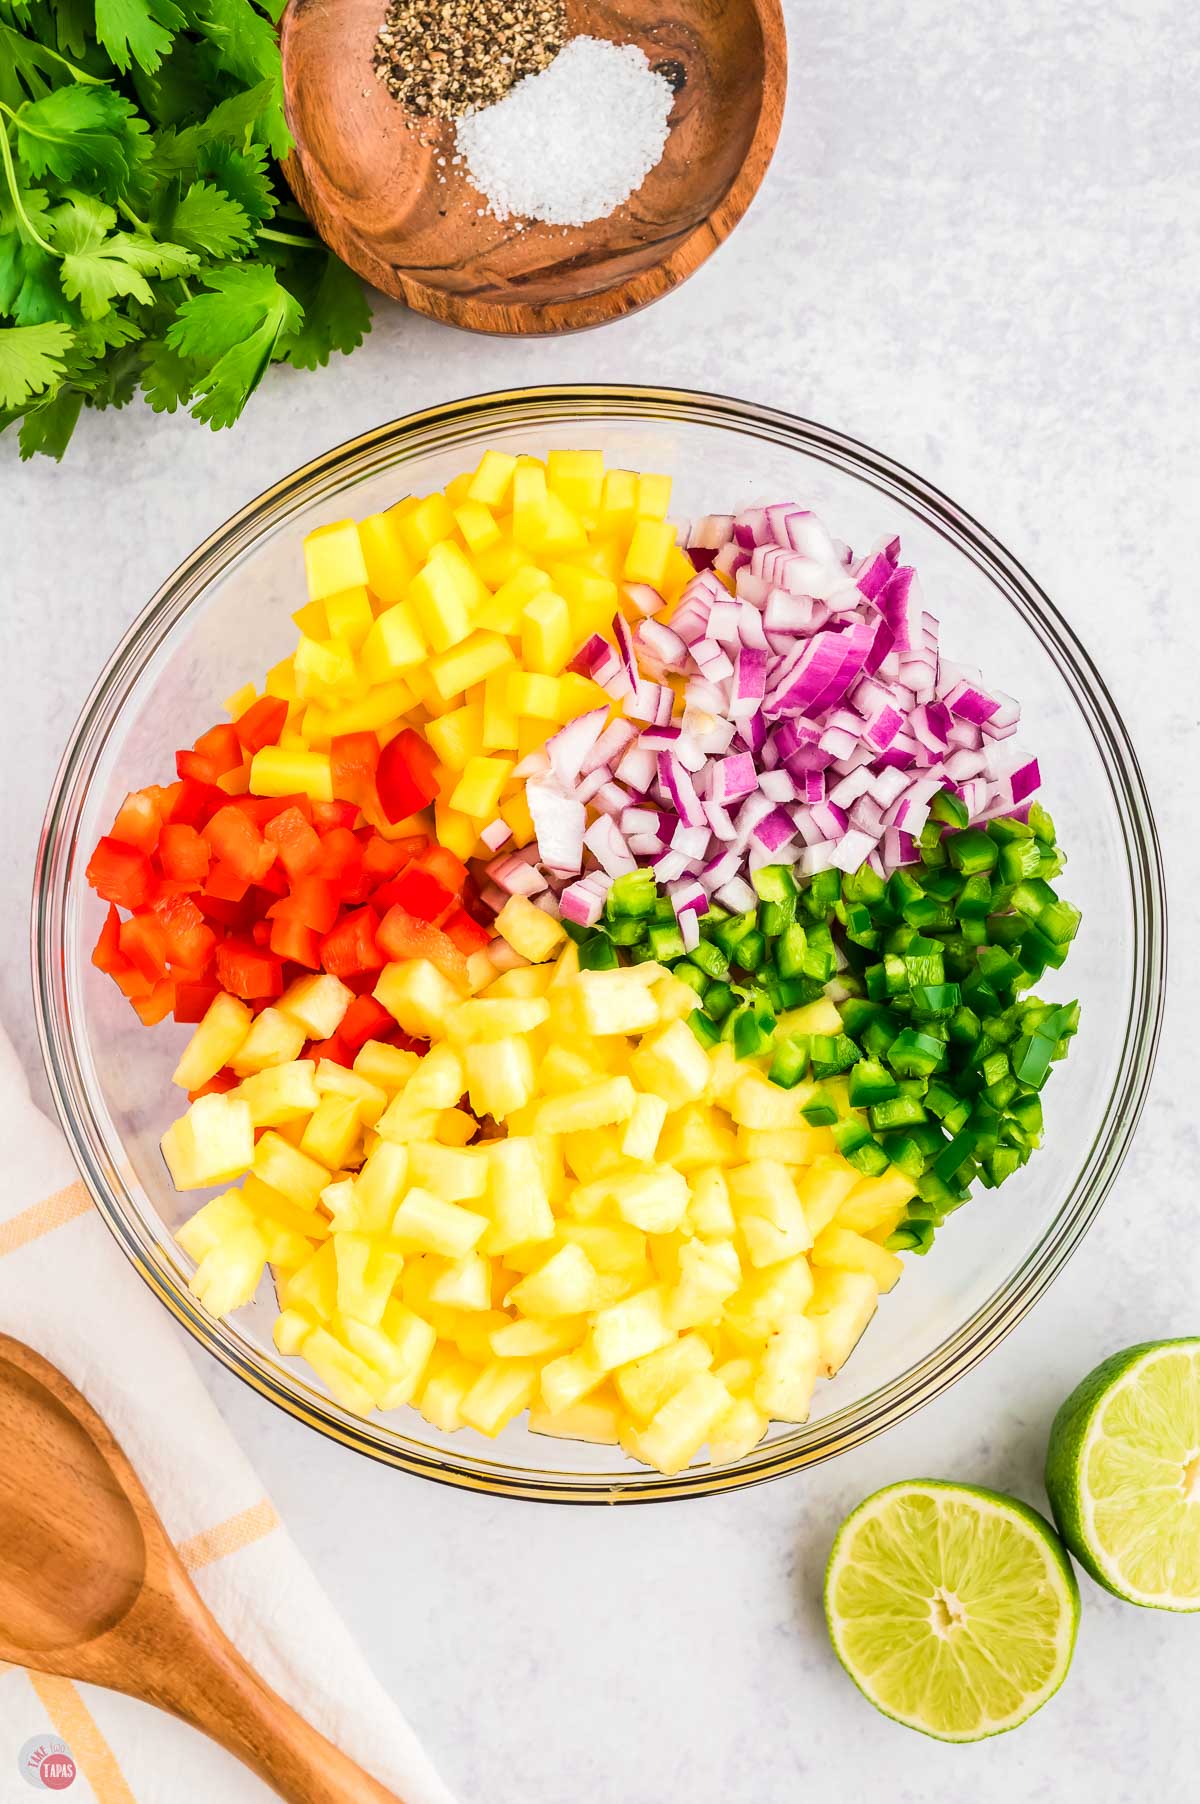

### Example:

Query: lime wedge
xmin=824 ymin=1480 xmax=1079 ymax=1741
xmin=1045 ymin=1338 xmax=1200 ymax=1611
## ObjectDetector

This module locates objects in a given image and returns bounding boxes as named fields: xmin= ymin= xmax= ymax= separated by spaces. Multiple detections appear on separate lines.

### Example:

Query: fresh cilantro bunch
xmin=0 ymin=0 xmax=372 ymax=458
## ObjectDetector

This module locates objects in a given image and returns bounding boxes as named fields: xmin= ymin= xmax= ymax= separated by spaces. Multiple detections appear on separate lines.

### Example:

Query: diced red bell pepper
xmin=175 ymin=748 xmax=222 ymax=785
xmin=86 ymin=837 xmax=153 ymax=910
xmin=168 ymin=777 xmax=220 ymax=827
xmin=119 ymin=913 xmax=171 ymax=982
xmin=159 ymin=822 xmax=211 ymax=885
xmin=375 ymin=728 xmax=440 ymax=824
xmin=269 ymin=914 xmax=322 ymax=968
xmin=233 ymin=695 xmax=289 ymax=754
xmin=152 ymin=892 xmax=217 ymax=970
xmin=110 ymin=789 xmax=163 ymax=854
xmin=91 ymin=904 xmax=125 ymax=975
xmin=198 ymin=893 xmax=251 ymax=929
xmin=319 ymin=907 xmax=382 ymax=978
xmin=314 ymin=826 xmax=364 ymax=891
xmin=310 ymin=800 xmax=361 ymax=833
xmin=203 ymin=861 xmax=251 ymax=904
xmin=264 ymin=805 xmax=323 ymax=878
xmin=376 ymin=905 xmax=467 ymax=984
xmin=251 ymin=863 xmax=290 ymax=900
xmin=330 ymin=732 xmax=381 ymax=802
xmin=414 ymin=843 xmax=469 ymax=895
xmin=132 ymin=980 xmax=176 ymax=1027
xmin=173 ymin=982 xmax=220 ymax=1023
xmin=251 ymin=919 xmax=271 ymax=947
xmin=306 ymin=1034 xmax=353 ymax=1068
xmin=192 ymin=721 xmax=244 ymax=776
xmin=362 ymin=832 xmax=425 ymax=883
xmin=442 ymin=905 xmax=491 ymax=956
xmin=389 ymin=865 xmax=453 ymax=923
xmin=203 ymin=806 xmax=277 ymax=885
xmin=270 ymin=875 xmax=341 ymax=934
xmin=216 ymin=939 xmax=283 ymax=1000
xmin=187 ymin=1070 xmax=238 ymax=1101
xmin=337 ymin=993 xmax=395 ymax=1051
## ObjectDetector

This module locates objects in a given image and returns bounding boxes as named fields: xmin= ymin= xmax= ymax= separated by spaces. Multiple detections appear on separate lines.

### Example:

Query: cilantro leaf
xmin=166 ymin=261 xmax=300 ymax=427
xmin=166 ymin=177 xmax=252 ymax=256
xmin=276 ymin=250 xmax=371 ymax=371
xmin=51 ymin=193 xmax=196 ymax=319
xmin=198 ymin=139 xmax=274 ymax=222
xmin=139 ymin=335 xmax=197 ymax=411
xmin=0 ymin=320 xmax=74 ymax=407
xmin=16 ymin=384 xmax=85 ymax=459
xmin=190 ymin=0 xmax=290 ymax=157
xmin=94 ymin=0 xmax=185 ymax=75
xmin=10 ymin=84 xmax=150 ymax=195
xmin=0 ymin=19 xmax=65 ymax=106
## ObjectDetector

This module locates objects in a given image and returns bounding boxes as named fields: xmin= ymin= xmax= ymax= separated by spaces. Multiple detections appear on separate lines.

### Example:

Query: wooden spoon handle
xmin=144 ymin=1605 xmax=405 ymax=1804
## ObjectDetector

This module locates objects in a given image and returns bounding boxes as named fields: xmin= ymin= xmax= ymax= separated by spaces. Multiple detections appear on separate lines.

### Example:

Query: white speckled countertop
xmin=3 ymin=1 xmax=1198 ymax=1797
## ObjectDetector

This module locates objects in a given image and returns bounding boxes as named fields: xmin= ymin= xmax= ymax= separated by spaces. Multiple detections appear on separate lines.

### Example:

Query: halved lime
xmin=824 ymin=1479 xmax=1079 ymax=1741
xmin=1045 ymin=1338 xmax=1200 ymax=1611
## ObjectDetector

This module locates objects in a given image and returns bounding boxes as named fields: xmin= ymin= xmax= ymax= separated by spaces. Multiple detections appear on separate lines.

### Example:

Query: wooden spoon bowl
xmin=279 ymin=0 xmax=786 ymax=334
xmin=0 ymin=1335 xmax=403 ymax=1804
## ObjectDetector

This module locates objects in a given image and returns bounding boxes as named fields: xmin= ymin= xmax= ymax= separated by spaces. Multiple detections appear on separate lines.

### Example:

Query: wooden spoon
xmin=279 ymin=0 xmax=787 ymax=333
xmin=0 ymin=1335 xmax=403 ymax=1804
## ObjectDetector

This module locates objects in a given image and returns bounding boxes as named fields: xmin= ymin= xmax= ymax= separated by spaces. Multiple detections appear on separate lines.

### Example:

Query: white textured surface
xmin=2 ymin=0 xmax=1198 ymax=1797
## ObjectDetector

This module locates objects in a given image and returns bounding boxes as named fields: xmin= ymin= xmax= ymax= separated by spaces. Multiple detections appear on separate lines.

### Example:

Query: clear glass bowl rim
xmin=32 ymin=383 xmax=1167 ymax=1504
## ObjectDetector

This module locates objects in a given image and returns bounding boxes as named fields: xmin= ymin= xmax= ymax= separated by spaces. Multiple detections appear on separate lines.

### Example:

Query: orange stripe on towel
xmin=27 ymin=1671 xmax=137 ymax=1804
xmin=0 ymin=1181 xmax=91 ymax=1257
xmin=178 ymin=1496 xmax=281 ymax=1570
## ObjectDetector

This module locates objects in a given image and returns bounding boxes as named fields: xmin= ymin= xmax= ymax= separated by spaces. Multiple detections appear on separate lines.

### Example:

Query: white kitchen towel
xmin=0 ymin=1025 xmax=455 ymax=1804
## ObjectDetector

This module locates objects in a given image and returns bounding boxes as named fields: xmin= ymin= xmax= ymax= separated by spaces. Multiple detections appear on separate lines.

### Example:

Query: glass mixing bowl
xmin=33 ymin=386 xmax=1165 ymax=1502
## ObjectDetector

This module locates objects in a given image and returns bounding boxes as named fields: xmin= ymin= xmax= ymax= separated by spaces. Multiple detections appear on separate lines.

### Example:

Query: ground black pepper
xmin=372 ymin=0 xmax=567 ymax=122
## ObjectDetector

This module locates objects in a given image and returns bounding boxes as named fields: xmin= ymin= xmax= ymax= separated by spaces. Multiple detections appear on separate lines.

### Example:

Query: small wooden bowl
xmin=279 ymin=0 xmax=786 ymax=335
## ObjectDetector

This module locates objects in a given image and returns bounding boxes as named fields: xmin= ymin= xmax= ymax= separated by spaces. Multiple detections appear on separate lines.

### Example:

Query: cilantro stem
xmin=0 ymin=112 xmax=56 ymax=255
xmin=258 ymin=226 xmax=321 ymax=250
xmin=118 ymin=198 xmax=149 ymax=231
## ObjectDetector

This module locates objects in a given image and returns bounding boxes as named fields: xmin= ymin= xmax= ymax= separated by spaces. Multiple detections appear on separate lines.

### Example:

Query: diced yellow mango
xmin=635 ymin=472 xmax=672 ymax=519
xmin=466 ymin=448 xmax=517 ymax=508
xmin=449 ymin=754 xmax=514 ymax=819
xmin=454 ymin=499 xmax=501 ymax=555
xmin=304 ymin=520 xmax=369 ymax=600
xmin=357 ymin=508 xmax=416 ymax=603
xmin=499 ymin=786 xmax=535 ymax=847
xmin=426 ymin=702 xmax=484 ymax=770
xmin=323 ymin=585 xmax=374 ymax=650
xmin=397 ymin=491 xmax=456 ymax=560
xmin=408 ymin=542 xmax=488 ymax=652
xmin=546 ymin=449 xmax=604 ymax=514
xmin=520 ymin=590 xmax=572 ymax=674
xmin=360 ymin=601 xmax=427 ymax=682
xmin=249 ymin=746 xmax=333 ymax=802
xmin=429 ymin=630 xmax=514 ymax=704
xmin=623 ymin=518 xmax=674 ymax=588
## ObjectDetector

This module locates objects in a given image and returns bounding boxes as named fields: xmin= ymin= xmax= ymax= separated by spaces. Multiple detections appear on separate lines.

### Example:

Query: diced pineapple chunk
xmin=630 ymin=1018 xmax=711 ymax=1107
xmin=334 ymin=1233 xmax=405 ymax=1327
xmin=172 ymin=992 xmax=253 ymax=1091
xmin=811 ymin=1225 xmax=904 ymax=1292
xmin=806 ymin=1269 xmax=879 ymax=1376
xmin=252 ymin=1130 xmax=330 ymax=1209
xmin=590 ymin=1285 xmax=674 ymax=1372
xmin=754 ymin=1317 xmax=819 ymax=1422
xmin=464 ymin=1036 xmax=535 ymax=1121
xmin=529 ymin=1391 xmax=622 ymax=1445
xmin=626 ymin=1372 xmax=731 ymax=1476
xmin=460 ymin=1359 xmax=540 ymax=1437
xmin=448 ymin=997 xmax=550 ymax=1042
xmin=480 ymin=1137 xmax=554 ymax=1253
xmin=728 ymin=1161 xmax=813 ymax=1267
xmin=428 ymin=1252 xmax=492 ymax=1311
xmin=233 ymin=1060 xmax=320 ymax=1126
xmin=614 ymin=1332 xmax=713 ymax=1423
xmin=666 ymin=1239 xmax=741 ymax=1329
xmin=621 ymin=1091 xmax=668 ymax=1162
xmin=507 ymin=1244 xmax=601 ymax=1317
xmin=161 ymin=1093 xmax=254 ymax=1189
xmin=391 ymin=1187 xmax=487 ymax=1259
xmin=277 ymin=972 xmax=354 ymax=1041
xmin=375 ymin=959 xmax=464 ymax=1039
xmin=494 ymin=894 xmax=566 ymax=963
xmin=531 ymin=1077 xmax=636 ymax=1136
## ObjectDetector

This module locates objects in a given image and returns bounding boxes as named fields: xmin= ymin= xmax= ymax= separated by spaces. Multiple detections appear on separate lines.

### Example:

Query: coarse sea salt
xmin=455 ymin=36 xmax=674 ymax=228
